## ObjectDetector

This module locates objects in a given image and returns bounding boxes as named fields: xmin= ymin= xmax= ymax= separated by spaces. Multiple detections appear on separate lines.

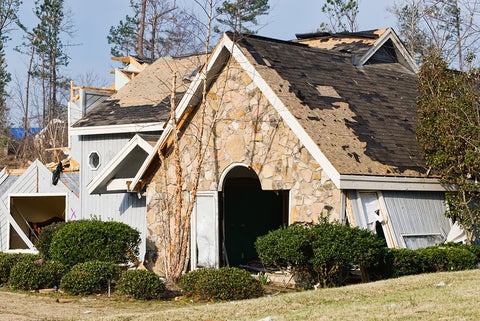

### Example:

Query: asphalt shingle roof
xmin=73 ymin=54 xmax=204 ymax=128
xmin=235 ymin=33 xmax=427 ymax=177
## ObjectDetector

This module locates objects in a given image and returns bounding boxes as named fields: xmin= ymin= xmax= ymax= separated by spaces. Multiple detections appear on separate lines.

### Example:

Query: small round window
xmin=88 ymin=151 xmax=100 ymax=170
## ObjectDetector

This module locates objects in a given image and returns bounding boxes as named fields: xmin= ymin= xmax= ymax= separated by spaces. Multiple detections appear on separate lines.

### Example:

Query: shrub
xmin=117 ymin=270 xmax=165 ymax=300
xmin=418 ymin=246 xmax=477 ymax=272
xmin=36 ymin=222 xmax=67 ymax=259
xmin=8 ymin=259 xmax=66 ymax=291
xmin=389 ymin=245 xmax=477 ymax=278
xmin=178 ymin=267 xmax=264 ymax=301
xmin=389 ymin=248 xmax=427 ymax=277
xmin=255 ymin=221 xmax=386 ymax=288
xmin=60 ymin=261 xmax=120 ymax=295
xmin=50 ymin=220 xmax=140 ymax=268
xmin=0 ymin=253 xmax=42 ymax=284
xmin=442 ymin=242 xmax=480 ymax=263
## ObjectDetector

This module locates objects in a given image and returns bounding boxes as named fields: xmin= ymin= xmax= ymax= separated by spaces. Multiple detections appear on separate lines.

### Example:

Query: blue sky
xmin=6 ymin=0 xmax=395 ymax=123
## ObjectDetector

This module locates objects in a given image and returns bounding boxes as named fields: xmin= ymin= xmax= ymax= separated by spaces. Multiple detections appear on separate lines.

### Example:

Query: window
xmin=88 ymin=151 xmax=100 ymax=170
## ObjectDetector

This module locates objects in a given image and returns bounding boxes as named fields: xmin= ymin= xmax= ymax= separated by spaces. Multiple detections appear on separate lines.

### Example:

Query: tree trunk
xmin=138 ymin=0 xmax=147 ymax=57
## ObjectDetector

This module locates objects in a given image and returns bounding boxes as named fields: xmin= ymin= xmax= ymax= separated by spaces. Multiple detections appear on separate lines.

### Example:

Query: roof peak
xmin=295 ymin=28 xmax=388 ymax=41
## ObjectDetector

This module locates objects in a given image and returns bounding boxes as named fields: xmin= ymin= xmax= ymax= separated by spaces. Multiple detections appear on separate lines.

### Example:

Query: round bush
xmin=255 ymin=221 xmax=386 ymax=288
xmin=178 ymin=267 xmax=264 ymax=301
xmin=0 ymin=253 xmax=42 ymax=284
xmin=36 ymin=221 xmax=67 ymax=259
xmin=9 ymin=259 xmax=66 ymax=291
xmin=60 ymin=261 xmax=120 ymax=295
xmin=50 ymin=220 xmax=140 ymax=268
xmin=117 ymin=270 xmax=165 ymax=300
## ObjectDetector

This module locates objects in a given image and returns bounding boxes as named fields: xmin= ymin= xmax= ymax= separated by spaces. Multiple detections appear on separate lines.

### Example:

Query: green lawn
xmin=2 ymin=269 xmax=479 ymax=320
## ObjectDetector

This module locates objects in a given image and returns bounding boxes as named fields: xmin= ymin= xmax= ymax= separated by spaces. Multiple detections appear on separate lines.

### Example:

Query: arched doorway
xmin=220 ymin=166 xmax=288 ymax=267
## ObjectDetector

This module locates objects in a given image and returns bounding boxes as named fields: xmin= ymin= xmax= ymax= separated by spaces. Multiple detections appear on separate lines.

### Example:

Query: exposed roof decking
xmin=73 ymin=54 xmax=204 ymax=128
xmin=295 ymin=29 xmax=387 ymax=57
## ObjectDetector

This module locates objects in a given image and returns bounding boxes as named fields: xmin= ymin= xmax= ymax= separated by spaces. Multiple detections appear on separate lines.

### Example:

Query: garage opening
xmin=9 ymin=195 xmax=66 ymax=250
xmin=221 ymin=166 xmax=288 ymax=267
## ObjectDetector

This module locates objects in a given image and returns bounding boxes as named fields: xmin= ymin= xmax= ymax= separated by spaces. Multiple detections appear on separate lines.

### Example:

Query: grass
xmin=2 ymin=269 xmax=480 ymax=320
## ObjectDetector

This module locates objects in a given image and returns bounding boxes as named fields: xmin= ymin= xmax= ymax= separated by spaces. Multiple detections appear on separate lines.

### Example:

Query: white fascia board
xmin=87 ymin=134 xmax=154 ymax=194
xmin=69 ymin=122 xmax=164 ymax=136
xmin=223 ymin=36 xmax=342 ymax=188
xmin=357 ymin=28 xmax=419 ymax=73
xmin=338 ymin=174 xmax=453 ymax=191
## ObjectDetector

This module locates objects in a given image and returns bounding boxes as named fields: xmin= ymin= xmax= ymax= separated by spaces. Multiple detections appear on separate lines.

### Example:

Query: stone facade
xmin=145 ymin=60 xmax=341 ymax=274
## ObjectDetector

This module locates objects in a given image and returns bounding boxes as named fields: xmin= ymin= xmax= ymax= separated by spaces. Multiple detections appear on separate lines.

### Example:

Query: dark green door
xmin=223 ymin=176 xmax=287 ymax=267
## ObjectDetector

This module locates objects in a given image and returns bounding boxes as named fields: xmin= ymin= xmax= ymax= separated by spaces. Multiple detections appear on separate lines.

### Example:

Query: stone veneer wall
xmin=145 ymin=59 xmax=341 ymax=274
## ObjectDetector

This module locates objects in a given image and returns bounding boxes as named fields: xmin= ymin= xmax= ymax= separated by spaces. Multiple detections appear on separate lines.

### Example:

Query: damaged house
xmin=128 ymin=28 xmax=456 ymax=274
xmin=0 ymin=161 xmax=80 ymax=252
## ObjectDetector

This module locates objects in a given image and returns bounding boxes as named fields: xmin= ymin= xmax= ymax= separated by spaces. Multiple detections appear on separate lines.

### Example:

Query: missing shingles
xmin=316 ymin=85 xmax=341 ymax=98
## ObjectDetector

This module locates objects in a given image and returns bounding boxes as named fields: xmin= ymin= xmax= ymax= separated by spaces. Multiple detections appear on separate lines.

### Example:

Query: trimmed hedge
xmin=0 ymin=253 xmax=42 ymax=284
xmin=255 ymin=221 xmax=386 ymax=288
xmin=50 ymin=220 xmax=140 ymax=268
xmin=36 ymin=222 xmax=67 ymax=259
xmin=389 ymin=245 xmax=478 ymax=277
xmin=117 ymin=270 xmax=165 ymax=300
xmin=178 ymin=267 xmax=264 ymax=301
xmin=8 ymin=259 xmax=66 ymax=291
xmin=60 ymin=261 xmax=120 ymax=295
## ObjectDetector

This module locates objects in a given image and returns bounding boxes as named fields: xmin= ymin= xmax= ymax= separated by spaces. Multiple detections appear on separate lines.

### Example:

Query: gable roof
xmin=87 ymin=134 xmax=157 ymax=194
xmin=130 ymin=30 xmax=447 ymax=192
xmin=71 ymin=53 xmax=203 ymax=133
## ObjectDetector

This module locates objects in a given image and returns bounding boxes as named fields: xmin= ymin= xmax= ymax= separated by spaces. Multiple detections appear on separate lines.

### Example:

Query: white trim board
xmin=339 ymin=175 xmax=451 ymax=191
xmin=69 ymin=122 xmax=164 ymax=136
xmin=88 ymin=134 xmax=155 ymax=194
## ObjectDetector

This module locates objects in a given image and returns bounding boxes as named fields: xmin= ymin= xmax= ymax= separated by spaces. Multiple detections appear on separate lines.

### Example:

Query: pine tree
xmin=214 ymin=0 xmax=270 ymax=34
xmin=319 ymin=0 xmax=359 ymax=32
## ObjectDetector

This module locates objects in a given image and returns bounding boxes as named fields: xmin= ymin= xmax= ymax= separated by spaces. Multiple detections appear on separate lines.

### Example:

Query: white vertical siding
xmin=349 ymin=190 xmax=451 ymax=250
xmin=79 ymin=134 xmax=147 ymax=261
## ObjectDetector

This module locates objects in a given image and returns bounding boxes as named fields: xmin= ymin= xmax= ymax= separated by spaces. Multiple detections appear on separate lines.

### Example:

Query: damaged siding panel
xmin=381 ymin=191 xmax=451 ymax=249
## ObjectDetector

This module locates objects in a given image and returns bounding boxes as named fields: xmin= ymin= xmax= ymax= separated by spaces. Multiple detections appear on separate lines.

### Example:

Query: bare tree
xmin=392 ymin=0 xmax=480 ymax=69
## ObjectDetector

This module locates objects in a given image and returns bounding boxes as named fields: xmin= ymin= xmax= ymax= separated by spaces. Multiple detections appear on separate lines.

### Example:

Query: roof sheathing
xmin=235 ymin=35 xmax=427 ymax=178
xmin=295 ymin=29 xmax=387 ymax=57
